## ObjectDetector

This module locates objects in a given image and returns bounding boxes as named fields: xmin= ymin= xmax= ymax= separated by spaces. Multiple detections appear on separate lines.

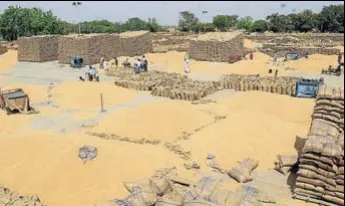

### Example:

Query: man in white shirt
xmin=88 ymin=66 xmax=95 ymax=81
xmin=135 ymin=59 xmax=141 ymax=73
xmin=103 ymin=59 xmax=108 ymax=72
xmin=184 ymin=56 xmax=190 ymax=73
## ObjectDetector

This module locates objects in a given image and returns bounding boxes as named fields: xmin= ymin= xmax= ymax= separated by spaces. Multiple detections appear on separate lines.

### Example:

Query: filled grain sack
xmin=96 ymin=199 xmax=133 ymax=206
xmin=277 ymin=155 xmax=298 ymax=167
xmin=228 ymin=158 xmax=259 ymax=183
xmin=184 ymin=177 xmax=221 ymax=202
xmin=321 ymin=142 xmax=342 ymax=157
xmin=207 ymin=188 xmax=233 ymax=205
xmin=228 ymin=185 xmax=265 ymax=206
xmin=183 ymin=198 xmax=218 ymax=206
xmin=228 ymin=167 xmax=253 ymax=183
xmin=155 ymin=191 xmax=184 ymax=206
xmin=125 ymin=186 xmax=157 ymax=206
xmin=151 ymin=177 xmax=172 ymax=196
xmin=123 ymin=179 xmax=156 ymax=193
xmin=297 ymin=168 xmax=337 ymax=186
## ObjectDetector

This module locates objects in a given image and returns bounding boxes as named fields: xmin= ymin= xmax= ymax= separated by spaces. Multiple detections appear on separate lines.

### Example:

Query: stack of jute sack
xmin=188 ymin=32 xmax=249 ymax=62
xmin=313 ymin=85 xmax=344 ymax=131
xmin=293 ymin=85 xmax=344 ymax=206
xmin=114 ymin=71 xmax=221 ymax=101
xmin=260 ymin=45 xmax=341 ymax=57
xmin=0 ymin=187 xmax=45 ymax=205
xmin=114 ymin=71 xmax=187 ymax=91
xmin=120 ymin=31 xmax=153 ymax=57
xmin=228 ymin=158 xmax=259 ymax=183
xmin=151 ymin=79 xmax=220 ymax=101
xmin=18 ymin=35 xmax=60 ymax=62
xmin=58 ymin=33 xmax=121 ymax=65
xmin=274 ymin=155 xmax=299 ymax=175
xmin=152 ymin=32 xmax=196 ymax=53
xmin=220 ymin=74 xmax=297 ymax=96
xmin=0 ymin=44 xmax=7 ymax=55
xmin=96 ymin=166 xmax=287 ymax=206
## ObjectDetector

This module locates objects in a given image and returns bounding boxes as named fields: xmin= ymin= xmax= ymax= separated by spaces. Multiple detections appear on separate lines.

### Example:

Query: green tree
xmin=147 ymin=18 xmax=165 ymax=32
xmin=251 ymin=20 xmax=268 ymax=32
xmin=294 ymin=10 xmax=316 ymax=32
xmin=0 ymin=6 xmax=67 ymax=41
xmin=226 ymin=15 xmax=239 ymax=27
xmin=190 ymin=22 xmax=216 ymax=33
xmin=236 ymin=16 xmax=253 ymax=31
xmin=178 ymin=11 xmax=199 ymax=32
xmin=266 ymin=13 xmax=290 ymax=32
xmin=319 ymin=4 xmax=344 ymax=33
xmin=212 ymin=15 xmax=238 ymax=31
xmin=213 ymin=15 xmax=229 ymax=31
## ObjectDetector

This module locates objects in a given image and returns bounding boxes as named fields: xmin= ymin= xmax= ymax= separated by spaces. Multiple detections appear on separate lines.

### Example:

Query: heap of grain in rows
xmin=120 ymin=31 xmax=153 ymax=56
xmin=17 ymin=35 xmax=59 ymax=62
xmin=58 ymin=33 xmax=121 ymax=65
xmin=112 ymin=70 xmax=220 ymax=101
xmin=294 ymin=85 xmax=344 ymax=206
xmin=220 ymin=74 xmax=298 ymax=96
xmin=188 ymin=31 xmax=249 ymax=62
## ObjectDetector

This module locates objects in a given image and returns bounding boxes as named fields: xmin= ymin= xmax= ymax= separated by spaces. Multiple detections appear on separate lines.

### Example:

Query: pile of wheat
xmin=294 ymin=85 xmax=344 ymax=206
xmin=17 ymin=35 xmax=59 ymax=62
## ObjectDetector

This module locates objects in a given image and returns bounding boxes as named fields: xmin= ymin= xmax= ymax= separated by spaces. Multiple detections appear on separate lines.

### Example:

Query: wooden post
xmin=100 ymin=93 xmax=104 ymax=112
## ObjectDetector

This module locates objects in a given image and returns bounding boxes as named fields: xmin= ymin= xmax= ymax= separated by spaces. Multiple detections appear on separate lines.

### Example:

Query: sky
xmin=0 ymin=1 xmax=343 ymax=26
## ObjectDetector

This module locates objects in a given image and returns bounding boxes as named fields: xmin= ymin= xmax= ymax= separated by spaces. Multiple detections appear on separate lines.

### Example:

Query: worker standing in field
xmin=103 ymin=58 xmax=108 ymax=72
xmin=142 ymin=55 xmax=148 ymax=72
xmin=304 ymin=51 xmax=309 ymax=59
xmin=338 ymin=53 xmax=343 ymax=66
xmin=135 ymin=59 xmax=141 ymax=74
xmin=100 ymin=57 xmax=104 ymax=69
xmin=184 ymin=56 xmax=190 ymax=73
xmin=249 ymin=52 xmax=254 ymax=60
xmin=114 ymin=57 xmax=118 ymax=69
xmin=274 ymin=51 xmax=278 ymax=65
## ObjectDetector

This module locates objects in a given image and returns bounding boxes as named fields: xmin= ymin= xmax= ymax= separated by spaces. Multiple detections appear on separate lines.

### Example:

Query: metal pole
xmin=77 ymin=5 xmax=81 ymax=34
xmin=100 ymin=93 xmax=104 ymax=112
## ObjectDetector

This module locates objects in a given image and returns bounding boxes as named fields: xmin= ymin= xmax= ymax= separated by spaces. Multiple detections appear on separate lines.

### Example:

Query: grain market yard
xmin=0 ymin=48 xmax=344 ymax=206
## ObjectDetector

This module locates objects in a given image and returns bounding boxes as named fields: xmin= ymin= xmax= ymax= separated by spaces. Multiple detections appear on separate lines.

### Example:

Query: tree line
xmin=0 ymin=4 xmax=343 ymax=41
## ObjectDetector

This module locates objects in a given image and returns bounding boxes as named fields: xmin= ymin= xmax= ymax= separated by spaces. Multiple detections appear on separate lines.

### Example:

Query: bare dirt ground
xmin=0 ymin=49 xmax=343 ymax=206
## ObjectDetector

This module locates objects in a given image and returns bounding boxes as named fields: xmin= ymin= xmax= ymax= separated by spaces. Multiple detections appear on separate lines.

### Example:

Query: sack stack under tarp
xmin=58 ymin=33 xmax=121 ymax=65
xmin=18 ymin=35 xmax=60 ymax=62
xmin=220 ymin=74 xmax=298 ymax=96
xmin=188 ymin=31 xmax=249 ymax=62
xmin=112 ymin=70 xmax=220 ymax=101
xmin=294 ymin=85 xmax=344 ymax=206
xmin=120 ymin=31 xmax=153 ymax=57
